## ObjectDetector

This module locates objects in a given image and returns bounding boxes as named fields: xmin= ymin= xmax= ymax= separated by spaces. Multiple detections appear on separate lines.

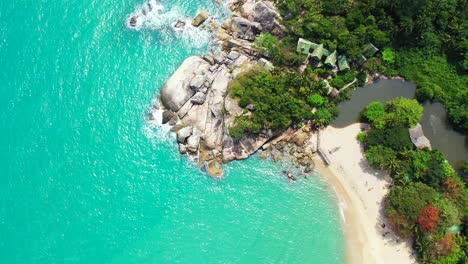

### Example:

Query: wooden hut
xmin=363 ymin=43 xmax=379 ymax=57
xmin=409 ymin=123 xmax=431 ymax=150
xmin=311 ymin=44 xmax=325 ymax=60
xmin=338 ymin=55 xmax=350 ymax=71
xmin=296 ymin=38 xmax=318 ymax=55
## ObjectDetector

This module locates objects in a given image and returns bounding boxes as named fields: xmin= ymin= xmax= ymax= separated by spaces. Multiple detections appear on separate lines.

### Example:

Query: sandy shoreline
xmin=312 ymin=123 xmax=417 ymax=264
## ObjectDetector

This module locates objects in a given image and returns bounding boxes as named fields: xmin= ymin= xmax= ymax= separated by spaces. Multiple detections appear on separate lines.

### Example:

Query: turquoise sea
xmin=0 ymin=0 xmax=344 ymax=263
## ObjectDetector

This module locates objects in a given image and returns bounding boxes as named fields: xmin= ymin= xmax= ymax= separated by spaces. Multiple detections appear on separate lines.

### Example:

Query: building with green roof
xmin=324 ymin=50 xmax=337 ymax=68
xmin=363 ymin=43 xmax=379 ymax=57
xmin=310 ymin=44 xmax=325 ymax=60
xmin=338 ymin=55 xmax=350 ymax=71
xmin=296 ymin=38 xmax=318 ymax=55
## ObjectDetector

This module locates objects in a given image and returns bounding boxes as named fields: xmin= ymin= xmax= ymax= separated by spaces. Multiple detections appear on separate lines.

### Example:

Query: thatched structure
xmin=409 ymin=123 xmax=431 ymax=150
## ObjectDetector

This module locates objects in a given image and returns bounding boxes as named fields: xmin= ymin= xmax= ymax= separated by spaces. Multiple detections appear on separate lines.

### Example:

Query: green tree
xmin=384 ymin=97 xmax=423 ymax=128
xmin=382 ymin=48 xmax=395 ymax=64
xmin=386 ymin=182 xmax=438 ymax=237
xmin=307 ymin=94 xmax=325 ymax=107
xmin=253 ymin=33 xmax=279 ymax=59
xmin=363 ymin=101 xmax=385 ymax=124
xmin=365 ymin=125 xmax=413 ymax=151
xmin=365 ymin=145 xmax=396 ymax=170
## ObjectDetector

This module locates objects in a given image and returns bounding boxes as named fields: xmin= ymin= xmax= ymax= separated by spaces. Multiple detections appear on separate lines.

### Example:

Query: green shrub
xmin=307 ymin=94 xmax=325 ymax=107
xmin=363 ymin=101 xmax=385 ymax=124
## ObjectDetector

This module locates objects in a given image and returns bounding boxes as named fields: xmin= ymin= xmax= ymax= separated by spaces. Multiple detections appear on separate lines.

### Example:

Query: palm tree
xmin=399 ymin=148 xmax=413 ymax=160
xmin=384 ymin=157 xmax=401 ymax=175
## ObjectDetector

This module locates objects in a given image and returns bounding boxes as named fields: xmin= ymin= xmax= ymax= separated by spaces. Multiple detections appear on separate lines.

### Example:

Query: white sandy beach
xmin=313 ymin=123 xmax=417 ymax=264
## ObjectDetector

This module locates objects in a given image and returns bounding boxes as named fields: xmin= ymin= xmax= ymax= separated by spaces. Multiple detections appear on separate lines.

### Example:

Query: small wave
xmin=126 ymin=1 xmax=222 ymax=49
xmin=125 ymin=0 xmax=164 ymax=30
xmin=338 ymin=201 xmax=346 ymax=223
xmin=143 ymin=101 xmax=175 ymax=143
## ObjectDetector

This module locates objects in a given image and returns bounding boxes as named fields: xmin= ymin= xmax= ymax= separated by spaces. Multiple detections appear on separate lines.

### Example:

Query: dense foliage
xmin=360 ymin=99 xmax=468 ymax=263
xmin=228 ymin=66 xmax=341 ymax=139
xmin=392 ymin=50 xmax=468 ymax=131
xmin=277 ymin=0 xmax=468 ymax=132
xmin=278 ymin=0 xmax=467 ymax=68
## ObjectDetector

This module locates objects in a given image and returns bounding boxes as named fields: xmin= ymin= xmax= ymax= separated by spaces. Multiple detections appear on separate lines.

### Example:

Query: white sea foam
xmin=330 ymin=186 xmax=347 ymax=223
xmin=143 ymin=99 xmax=175 ymax=143
xmin=126 ymin=1 xmax=218 ymax=49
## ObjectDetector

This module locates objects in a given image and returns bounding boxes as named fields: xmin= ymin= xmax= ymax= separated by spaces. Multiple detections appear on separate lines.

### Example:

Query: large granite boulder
xmin=192 ymin=10 xmax=209 ymax=27
xmin=160 ymin=57 xmax=210 ymax=112
xmin=252 ymin=2 xmax=285 ymax=37
xmin=176 ymin=126 xmax=192 ymax=143
xmin=203 ymin=65 xmax=230 ymax=149
xmin=187 ymin=131 xmax=201 ymax=153
xmin=230 ymin=16 xmax=261 ymax=41
xmin=190 ymin=92 xmax=207 ymax=105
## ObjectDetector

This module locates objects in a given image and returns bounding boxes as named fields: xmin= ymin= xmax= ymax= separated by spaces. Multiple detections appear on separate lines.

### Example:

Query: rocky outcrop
xmin=229 ymin=16 xmax=262 ymax=41
xmin=252 ymin=2 xmax=285 ymax=37
xmin=157 ymin=1 xmax=299 ymax=177
xmin=160 ymin=57 xmax=210 ymax=112
xmin=159 ymin=50 xmax=265 ymax=176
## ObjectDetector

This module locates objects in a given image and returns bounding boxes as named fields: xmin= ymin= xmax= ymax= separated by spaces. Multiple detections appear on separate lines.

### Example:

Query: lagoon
xmin=332 ymin=80 xmax=468 ymax=166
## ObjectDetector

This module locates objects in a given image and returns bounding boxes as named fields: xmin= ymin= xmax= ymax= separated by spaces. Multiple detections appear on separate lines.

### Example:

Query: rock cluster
xmin=160 ymin=50 xmax=260 ymax=177
xmin=259 ymin=126 xmax=317 ymax=179
xmin=219 ymin=0 xmax=285 ymax=42
xmin=158 ymin=1 xmax=310 ymax=177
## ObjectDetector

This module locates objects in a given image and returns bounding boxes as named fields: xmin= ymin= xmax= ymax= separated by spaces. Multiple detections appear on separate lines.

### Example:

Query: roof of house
xmin=296 ymin=38 xmax=319 ymax=55
xmin=363 ymin=43 xmax=379 ymax=57
xmin=358 ymin=54 xmax=368 ymax=64
xmin=324 ymin=50 xmax=337 ymax=67
xmin=338 ymin=55 xmax=350 ymax=71
xmin=311 ymin=44 xmax=325 ymax=60
xmin=409 ymin=123 xmax=432 ymax=150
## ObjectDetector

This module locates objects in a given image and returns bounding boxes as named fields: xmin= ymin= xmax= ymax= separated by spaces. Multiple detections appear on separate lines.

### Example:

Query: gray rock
xmin=203 ymin=55 xmax=215 ymax=65
xmin=209 ymin=64 xmax=219 ymax=73
xmin=213 ymin=53 xmax=225 ymax=64
xmin=190 ymin=75 xmax=205 ymax=91
xmin=176 ymin=126 xmax=192 ymax=143
xmin=179 ymin=143 xmax=188 ymax=154
xmin=272 ymin=151 xmax=281 ymax=162
xmin=203 ymin=66 xmax=230 ymax=149
xmin=230 ymin=16 xmax=260 ymax=41
xmin=304 ymin=160 xmax=316 ymax=173
xmin=162 ymin=110 xmax=176 ymax=124
xmin=190 ymin=92 xmax=207 ymax=105
xmin=259 ymin=150 xmax=269 ymax=159
xmin=199 ymin=86 xmax=208 ymax=93
xmin=253 ymin=2 xmax=277 ymax=23
xmin=186 ymin=132 xmax=200 ymax=153
xmin=227 ymin=50 xmax=241 ymax=61
xmin=287 ymin=172 xmax=297 ymax=181
xmin=246 ymin=104 xmax=255 ymax=111
xmin=168 ymin=116 xmax=178 ymax=126
xmin=129 ymin=16 xmax=138 ymax=27
xmin=174 ymin=20 xmax=186 ymax=28
xmin=160 ymin=57 xmax=210 ymax=112
xmin=253 ymin=2 xmax=285 ymax=37
xmin=192 ymin=10 xmax=209 ymax=27
xmin=206 ymin=159 xmax=223 ymax=177
xmin=258 ymin=58 xmax=274 ymax=71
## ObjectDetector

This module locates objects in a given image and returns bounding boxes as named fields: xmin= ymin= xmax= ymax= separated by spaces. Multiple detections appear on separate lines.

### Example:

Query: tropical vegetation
xmin=360 ymin=99 xmax=468 ymax=263
xmin=276 ymin=0 xmax=468 ymax=132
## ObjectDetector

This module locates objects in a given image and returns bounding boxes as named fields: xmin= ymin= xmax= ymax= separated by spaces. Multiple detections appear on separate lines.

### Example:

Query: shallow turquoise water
xmin=0 ymin=1 xmax=344 ymax=263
